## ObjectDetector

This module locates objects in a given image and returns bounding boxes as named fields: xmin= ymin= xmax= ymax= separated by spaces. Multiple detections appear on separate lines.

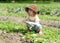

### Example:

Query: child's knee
xmin=37 ymin=24 xmax=42 ymax=29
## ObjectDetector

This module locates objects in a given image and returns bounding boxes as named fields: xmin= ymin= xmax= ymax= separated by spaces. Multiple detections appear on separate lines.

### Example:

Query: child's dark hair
xmin=25 ymin=7 xmax=29 ymax=12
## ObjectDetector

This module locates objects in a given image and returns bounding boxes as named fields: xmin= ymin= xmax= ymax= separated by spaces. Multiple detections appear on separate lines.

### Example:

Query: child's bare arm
xmin=24 ymin=17 xmax=40 ymax=25
xmin=25 ymin=21 xmax=40 ymax=25
xmin=23 ymin=17 xmax=28 ymax=23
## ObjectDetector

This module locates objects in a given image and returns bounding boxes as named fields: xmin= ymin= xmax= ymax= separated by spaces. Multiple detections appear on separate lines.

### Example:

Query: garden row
xmin=0 ymin=20 xmax=60 ymax=43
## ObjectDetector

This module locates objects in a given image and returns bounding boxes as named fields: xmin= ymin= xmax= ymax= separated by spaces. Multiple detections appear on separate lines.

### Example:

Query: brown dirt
xmin=0 ymin=30 xmax=33 ymax=43
xmin=40 ymin=20 xmax=60 ymax=28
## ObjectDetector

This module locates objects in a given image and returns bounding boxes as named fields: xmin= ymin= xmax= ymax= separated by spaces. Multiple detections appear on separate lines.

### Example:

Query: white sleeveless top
xmin=28 ymin=15 xmax=40 ymax=23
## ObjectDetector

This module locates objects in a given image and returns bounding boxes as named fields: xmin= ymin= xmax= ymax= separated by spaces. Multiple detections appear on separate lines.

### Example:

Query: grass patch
xmin=0 ymin=3 xmax=60 ymax=21
xmin=39 ymin=15 xmax=60 ymax=21
xmin=0 ymin=21 xmax=60 ymax=43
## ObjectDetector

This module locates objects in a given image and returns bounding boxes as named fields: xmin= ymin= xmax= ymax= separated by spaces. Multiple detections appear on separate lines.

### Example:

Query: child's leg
xmin=31 ymin=24 xmax=42 ymax=34
xmin=37 ymin=24 xmax=42 ymax=35
xmin=38 ymin=28 xmax=42 ymax=35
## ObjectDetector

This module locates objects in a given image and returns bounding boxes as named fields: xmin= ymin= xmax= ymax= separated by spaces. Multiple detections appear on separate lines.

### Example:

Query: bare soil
xmin=0 ymin=30 xmax=33 ymax=43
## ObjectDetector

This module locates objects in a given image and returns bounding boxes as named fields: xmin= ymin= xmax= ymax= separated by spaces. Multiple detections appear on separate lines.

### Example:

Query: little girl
xmin=24 ymin=4 xmax=42 ymax=35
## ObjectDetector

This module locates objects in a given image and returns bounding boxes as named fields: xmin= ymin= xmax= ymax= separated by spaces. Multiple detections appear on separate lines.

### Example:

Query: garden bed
xmin=0 ymin=16 xmax=60 ymax=28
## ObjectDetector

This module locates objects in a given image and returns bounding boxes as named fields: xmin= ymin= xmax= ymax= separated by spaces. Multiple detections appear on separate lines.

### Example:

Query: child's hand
xmin=39 ymin=30 xmax=42 ymax=35
xmin=24 ymin=21 xmax=29 ymax=24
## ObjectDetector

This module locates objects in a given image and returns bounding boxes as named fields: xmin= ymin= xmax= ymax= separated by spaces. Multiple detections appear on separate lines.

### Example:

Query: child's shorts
xmin=27 ymin=24 xmax=42 ymax=32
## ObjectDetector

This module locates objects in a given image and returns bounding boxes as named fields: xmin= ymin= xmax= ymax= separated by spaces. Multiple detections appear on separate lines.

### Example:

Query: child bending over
xmin=24 ymin=4 xmax=42 ymax=35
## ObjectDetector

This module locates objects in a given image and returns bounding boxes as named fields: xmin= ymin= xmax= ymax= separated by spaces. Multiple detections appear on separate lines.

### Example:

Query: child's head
xmin=25 ymin=4 xmax=38 ymax=16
